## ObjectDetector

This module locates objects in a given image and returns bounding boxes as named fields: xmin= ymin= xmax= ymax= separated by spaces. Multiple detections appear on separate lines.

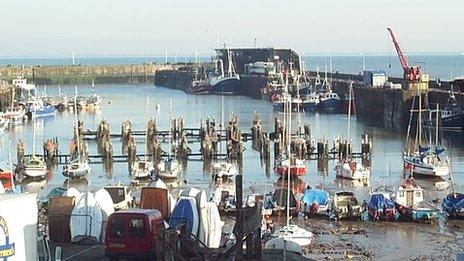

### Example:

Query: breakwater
xmin=0 ymin=64 xmax=173 ymax=85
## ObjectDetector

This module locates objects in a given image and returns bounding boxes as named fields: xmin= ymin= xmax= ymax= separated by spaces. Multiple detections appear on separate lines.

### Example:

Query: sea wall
xmin=0 ymin=64 xmax=169 ymax=85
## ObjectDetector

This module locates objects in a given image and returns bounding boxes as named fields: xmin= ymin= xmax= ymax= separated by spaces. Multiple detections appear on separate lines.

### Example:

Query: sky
xmin=0 ymin=0 xmax=463 ymax=57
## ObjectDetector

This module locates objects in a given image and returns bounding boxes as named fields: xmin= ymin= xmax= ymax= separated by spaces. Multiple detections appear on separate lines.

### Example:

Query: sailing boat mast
xmin=74 ymin=94 xmax=81 ymax=162
xmin=144 ymin=95 xmax=149 ymax=160
xmin=347 ymin=82 xmax=352 ymax=143
xmin=418 ymin=90 xmax=422 ymax=147
xmin=220 ymin=95 xmax=224 ymax=160
xmin=435 ymin=103 xmax=439 ymax=148
xmin=286 ymin=96 xmax=292 ymax=227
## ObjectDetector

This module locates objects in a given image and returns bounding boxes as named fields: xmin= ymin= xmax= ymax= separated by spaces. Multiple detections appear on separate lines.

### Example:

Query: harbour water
xmin=1 ymin=54 xmax=463 ymax=80
xmin=1 ymin=83 xmax=464 ymax=201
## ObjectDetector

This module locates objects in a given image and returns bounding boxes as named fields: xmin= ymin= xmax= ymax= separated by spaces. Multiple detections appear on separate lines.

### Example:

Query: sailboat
xmin=210 ymin=49 xmax=240 ymax=95
xmin=211 ymin=96 xmax=238 ymax=182
xmin=132 ymin=96 xmax=155 ymax=179
xmin=265 ymin=94 xmax=314 ymax=255
xmin=19 ymin=117 xmax=47 ymax=179
xmin=62 ymin=96 xmax=91 ymax=179
xmin=157 ymin=99 xmax=182 ymax=179
xmin=334 ymin=82 xmax=370 ymax=180
xmin=403 ymin=91 xmax=449 ymax=178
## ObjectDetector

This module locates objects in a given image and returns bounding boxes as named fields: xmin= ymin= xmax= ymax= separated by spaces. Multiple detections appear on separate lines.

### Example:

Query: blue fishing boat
xmin=368 ymin=192 xmax=399 ymax=221
xmin=439 ymin=92 xmax=463 ymax=131
xmin=301 ymin=188 xmax=329 ymax=216
xmin=301 ymin=93 xmax=319 ymax=112
xmin=25 ymin=98 xmax=55 ymax=118
xmin=210 ymin=49 xmax=240 ymax=95
xmin=442 ymin=193 xmax=464 ymax=219
xmin=391 ymin=179 xmax=441 ymax=222
xmin=319 ymin=91 xmax=341 ymax=113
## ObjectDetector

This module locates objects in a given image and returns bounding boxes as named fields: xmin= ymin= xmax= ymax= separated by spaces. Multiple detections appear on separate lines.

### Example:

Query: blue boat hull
xmin=302 ymin=101 xmax=318 ymax=111
xmin=395 ymin=203 xmax=441 ymax=222
xmin=169 ymin=198 xmax=196 ymax=233
xmin=27 ymin=105 xmax=55 ymax=118
xmin=211 ymin=77 xmax=239 ymax=95
xmin=319 ymin=98 xmax=340 ymax=112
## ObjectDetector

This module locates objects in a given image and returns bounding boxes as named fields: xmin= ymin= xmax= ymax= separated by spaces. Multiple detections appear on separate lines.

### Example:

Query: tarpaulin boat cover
xmin=368 ymin=193 xmax=395 ymax=210
xmin=443 ymin=193 xmax=464 ymax=213
xmin=301 ymin=189 xmax=329 ymax=206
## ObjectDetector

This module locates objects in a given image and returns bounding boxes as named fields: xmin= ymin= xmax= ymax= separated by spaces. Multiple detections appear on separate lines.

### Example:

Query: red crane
xmin=387 ymin=27 xmax=421 ymax=81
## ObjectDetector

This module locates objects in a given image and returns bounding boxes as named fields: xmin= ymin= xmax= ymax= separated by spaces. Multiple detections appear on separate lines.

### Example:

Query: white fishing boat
xmin=87 ymin=80 xmax=102 ymax=108
xmin=335 ymin=81 xmax=370 ymax=180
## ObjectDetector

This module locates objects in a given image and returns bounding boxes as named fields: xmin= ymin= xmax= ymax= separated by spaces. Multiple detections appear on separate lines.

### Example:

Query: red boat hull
xmin=274 ymin=166 xmax=307 ymax=177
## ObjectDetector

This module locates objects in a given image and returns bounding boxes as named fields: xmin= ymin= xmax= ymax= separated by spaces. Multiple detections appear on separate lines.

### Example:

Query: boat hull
xmin=211 ymin=77 xmax=239 ymax=95
xmin=403 ymin=158 xmax=449 ymax=178
xmin=395 ymin=203 xmax=441 ymax=222
xmin=319 ymin=97 xmax=340 ymax=113
xmin=274 ymin=166 xmax=307 ymax=177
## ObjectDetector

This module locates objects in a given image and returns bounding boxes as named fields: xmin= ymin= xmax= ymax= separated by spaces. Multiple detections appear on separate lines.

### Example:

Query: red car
xmin=105 ymin=209 xmax=164 ymax=260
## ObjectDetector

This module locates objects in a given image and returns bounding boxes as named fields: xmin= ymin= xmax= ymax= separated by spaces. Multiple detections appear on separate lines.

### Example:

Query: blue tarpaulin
xmin=443 ymin=193 xmax=464 ymax=213
xmin=368 ymin=193 xmax=395 ymax=210
xmin=301 ymin=189 xmax=329 ymax=206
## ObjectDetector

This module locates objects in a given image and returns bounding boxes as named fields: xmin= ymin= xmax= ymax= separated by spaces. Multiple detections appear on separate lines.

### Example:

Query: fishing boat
xmin=403 ymin=92 xmax=449 ymax=178
xmin=187 ymin=68 xmax=211 ymax=94
xmin=210 ymin=49 xmax=240 ymax=95
xmin=63 ymin=98 xmax=91 ymax=179
xmin=367 ymin=187 xmax=398 ymax=221
xmin=301 ymin=93 xmax=320 ymax=112
xmin=391 ymin=179 xmax=441 ymax=222
xmin=437 ymin=91 xmax=463 ymax=131
xmin=3 ymin=108 xmax=25 ymax=126
xmin=25 ymin=98 xmax=55 ymax=118
xmin=328 ymin=191 xmax=362 ymax=220
xmin=335 ymin=82 xmax=370 ymax=181
xmin=301 ymin=188 xmax=330 ymax=216
xmin=318 ymin=60 xmax=340 ymax=113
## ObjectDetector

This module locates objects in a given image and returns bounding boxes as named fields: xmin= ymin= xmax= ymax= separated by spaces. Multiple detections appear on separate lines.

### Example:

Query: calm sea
xmin=0 ymin=54 xmax=462 ymax=81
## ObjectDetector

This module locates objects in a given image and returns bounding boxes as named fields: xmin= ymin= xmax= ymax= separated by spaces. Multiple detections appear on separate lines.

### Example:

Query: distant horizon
xmin=0 ymin=51 xmax=463 ymax=59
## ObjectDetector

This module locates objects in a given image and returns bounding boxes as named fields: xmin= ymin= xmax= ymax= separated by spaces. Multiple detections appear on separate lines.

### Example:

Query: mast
xmin=74 ymin=94 xmax=81 ymax=162
xmin=347 ymin=82 xmax=352 ymax=142
xmin=32 ymin=113 xmax=36 ymax=157
xmin=418 ymin=90 xmax=422 ymax=147
xmin=435 ymin=103 xmax=439 ymax=148
xmin=220 ymin=95 xmax=224 ymax=160
xmin=144 ymin=95 xmax=149 ymax=160
xmin=286 ymin=95 xmax=292 ymax=227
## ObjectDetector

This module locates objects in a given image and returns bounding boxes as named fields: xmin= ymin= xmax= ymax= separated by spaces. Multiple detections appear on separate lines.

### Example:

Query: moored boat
xmin=211 ymin=161 xmax=237 ymax=182
xmin=274 ymin=156 xmax=307 ymax=178
xmin=368 ymin=189 xmax=399 ymax=221
xmin=328 ymin=191 xmax=362 ymax=220
xmin=391 ymin=179 xmax=441 ymax=222
xmin=132 ymin=160 xmax=155 ymax=179
xmin=301 ymin=188 xmax=330 ymax=216
xmin=210 ymin=49 xmax=240 ymax=95
xmin=156 ymin=157 xmax=182 ymax=179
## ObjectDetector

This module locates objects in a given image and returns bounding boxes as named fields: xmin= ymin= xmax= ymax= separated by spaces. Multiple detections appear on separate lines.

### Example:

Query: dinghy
xmin=95 ymin=188 xmax=115 ymax=221
xmin=70 ymin=191 xmax=103 ymax=243
xmin=169 ymin=196 xmax=200 ymax=235
xmin=204 ymin=202 xmax=223 ymax=248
